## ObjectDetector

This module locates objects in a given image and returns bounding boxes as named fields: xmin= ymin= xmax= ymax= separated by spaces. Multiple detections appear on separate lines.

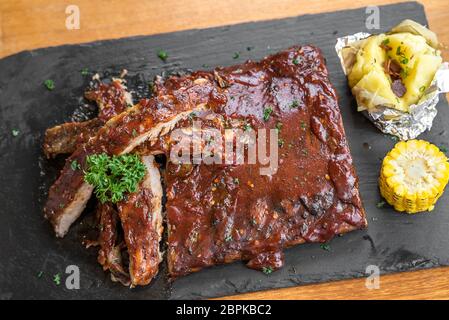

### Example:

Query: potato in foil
xmin=343 ymin=21 xmax=442 ymax=113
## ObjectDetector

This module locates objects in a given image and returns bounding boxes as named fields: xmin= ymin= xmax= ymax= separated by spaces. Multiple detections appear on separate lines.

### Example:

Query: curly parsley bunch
xmin=84 ymin=153 xmax=146 ymax=203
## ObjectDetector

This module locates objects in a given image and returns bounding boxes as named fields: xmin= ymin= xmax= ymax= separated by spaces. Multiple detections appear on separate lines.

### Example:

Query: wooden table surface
xmin=2 ymin=0 xmax=449 ymax=300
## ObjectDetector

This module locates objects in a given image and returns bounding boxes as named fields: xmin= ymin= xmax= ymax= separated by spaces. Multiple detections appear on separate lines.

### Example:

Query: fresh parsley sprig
xmin=84 ymin=153 xmax=146 ymax=203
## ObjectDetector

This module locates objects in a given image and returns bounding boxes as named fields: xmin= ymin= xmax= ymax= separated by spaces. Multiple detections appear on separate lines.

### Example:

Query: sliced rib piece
xmin=44 ymin=76 xmax=222 ymax=237
xmin=96 ymin=202 xmax=130 ymax=286
xmin=43 ymin=119 xmax=103 ymax=158
xmin=116 ymin=155 xmax=163 ymax=286
xmin=165 ymin=45 xmax=367 ymax=277
xmin=84 ymin=78 xmax=133 ymax=122
xmin=43 ymin=79 xmax=132 ymax=158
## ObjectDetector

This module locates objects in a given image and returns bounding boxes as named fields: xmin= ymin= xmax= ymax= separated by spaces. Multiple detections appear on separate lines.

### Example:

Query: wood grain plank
xmin=2 ymin=0 xmax=449 ymax=300
xmin=220 ymin=267 xmax=449 ymax=300
xmin=0 ymin=1 xmax=448 ymax=60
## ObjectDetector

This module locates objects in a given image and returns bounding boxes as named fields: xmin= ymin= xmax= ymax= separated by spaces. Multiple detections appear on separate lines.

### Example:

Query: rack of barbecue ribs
xmin=43 ymin=45 xmax=367 ymax=286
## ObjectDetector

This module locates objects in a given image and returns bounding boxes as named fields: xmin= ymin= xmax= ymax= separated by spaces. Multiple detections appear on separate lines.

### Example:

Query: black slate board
xmin=1 ymin=2 xmax=448 ymax=300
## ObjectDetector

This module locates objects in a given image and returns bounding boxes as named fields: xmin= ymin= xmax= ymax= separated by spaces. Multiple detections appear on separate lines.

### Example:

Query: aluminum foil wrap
xmin=335 ymin=32 xmax=449 ymax=140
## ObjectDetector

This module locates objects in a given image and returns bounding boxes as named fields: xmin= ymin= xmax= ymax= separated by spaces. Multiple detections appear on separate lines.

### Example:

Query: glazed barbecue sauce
xmin=161 ymin=46 xmax=367 ymax=276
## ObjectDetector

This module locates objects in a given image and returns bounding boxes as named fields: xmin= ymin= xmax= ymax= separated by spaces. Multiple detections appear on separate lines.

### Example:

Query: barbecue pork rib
xmin=44 ymin=75 xmax=223 ymax=237
xmin=163 ymin=45 xmax=367 ymax=276
xmin=43 ymin=119 xmax=103 ymax=158
xmin=43 ymin=79 xmax=132 ymax=158
xmin=95 ymin=155 xmax=163 ymax=286
xmin=96 ymin=202 xmax=130 ymax=286
xmin=44 ymin=45 xmax=366 ymax=283
xmin=116 ymin=155 xmax=164 ymax=286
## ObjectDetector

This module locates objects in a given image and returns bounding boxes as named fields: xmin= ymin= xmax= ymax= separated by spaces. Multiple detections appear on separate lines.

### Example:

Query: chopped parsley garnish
xmin=233 ymin=52 xmax=240 ymax=59
xmin=37 ymin=271 xmax=43 ymax=278
xmin=132 ymin=129 xmax=138 ymax=137
xmin=290 ymin=100 xmax=299 ymax=108
xmin=278 ymin=138 xmax=285 ymax=147
xmin=11 ymin=129 xmax=20 ymax=137
xmin=53 ymin=273 xmax=61 ymax=285
xmin=439 ymin=146 xmax=448 ymax=153
xmin=81 ymin=68 xmax=89 ymax=76
xmin=400 ymin=67 xmax=410 ymax=79
xmin=157 ymin=49 xmax=168 ymax=62
xmin=320 ymin=243 xmax=330 ymax=251
xmin=225 ymin=234 xmax=233 ymax=242
xmin=292 ymin=58 xmax=300 ymax=65
xmin=275 ymin=122 xmax=283 ymax=131
xmin=300 ymin=121 xmax=307 ymax=129
xmin=84 ymin=153 xmax=146 ymax=203
xmin=233 ymin=178 xmax=240 ymax=185
xmin=263 ymin=106 xmax=273 ymax=122
xmin=70 ymin=159 xmax=81 ymax=171
xmin=44 ymin=79 xmax=55 ymax=91
xmin=395 ymin=46 xmax=409 ymax=65
xmin=243 ymin=123 xmax=252 ymax=131
xmin=262 ymin=266 xmax=273 ymax=275
xmin=376 ymin=201 xmax=386 ymax=208
xmin=381 ymin=38 xmax=390 ymax=46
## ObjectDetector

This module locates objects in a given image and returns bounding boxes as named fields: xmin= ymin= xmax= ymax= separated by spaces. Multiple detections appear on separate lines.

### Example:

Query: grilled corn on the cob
xmin=379 ymin=140 xmax=449 ymax=213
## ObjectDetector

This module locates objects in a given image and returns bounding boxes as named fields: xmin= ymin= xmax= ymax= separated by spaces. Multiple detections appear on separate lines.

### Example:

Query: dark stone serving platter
xmin=1 ymin=2 xmax=448 ymax=299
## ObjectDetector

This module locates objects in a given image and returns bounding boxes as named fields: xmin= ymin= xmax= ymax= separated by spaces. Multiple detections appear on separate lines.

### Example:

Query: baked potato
xmin=345 ymin=21 xmax=442 ymax=113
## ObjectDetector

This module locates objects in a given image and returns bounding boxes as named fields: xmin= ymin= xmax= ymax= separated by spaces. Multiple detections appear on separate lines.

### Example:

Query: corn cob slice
xmin=379 ymin=140 xmax=449 ymax=214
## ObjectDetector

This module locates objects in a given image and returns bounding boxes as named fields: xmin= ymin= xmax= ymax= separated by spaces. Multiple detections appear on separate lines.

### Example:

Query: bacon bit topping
xmin=384 ymin=58 xmax=407 ymax=98
xmin=391 ymin=79 xmax=407 ymax=98
xmin=383 ymin=59 xmax=402 ymax=78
